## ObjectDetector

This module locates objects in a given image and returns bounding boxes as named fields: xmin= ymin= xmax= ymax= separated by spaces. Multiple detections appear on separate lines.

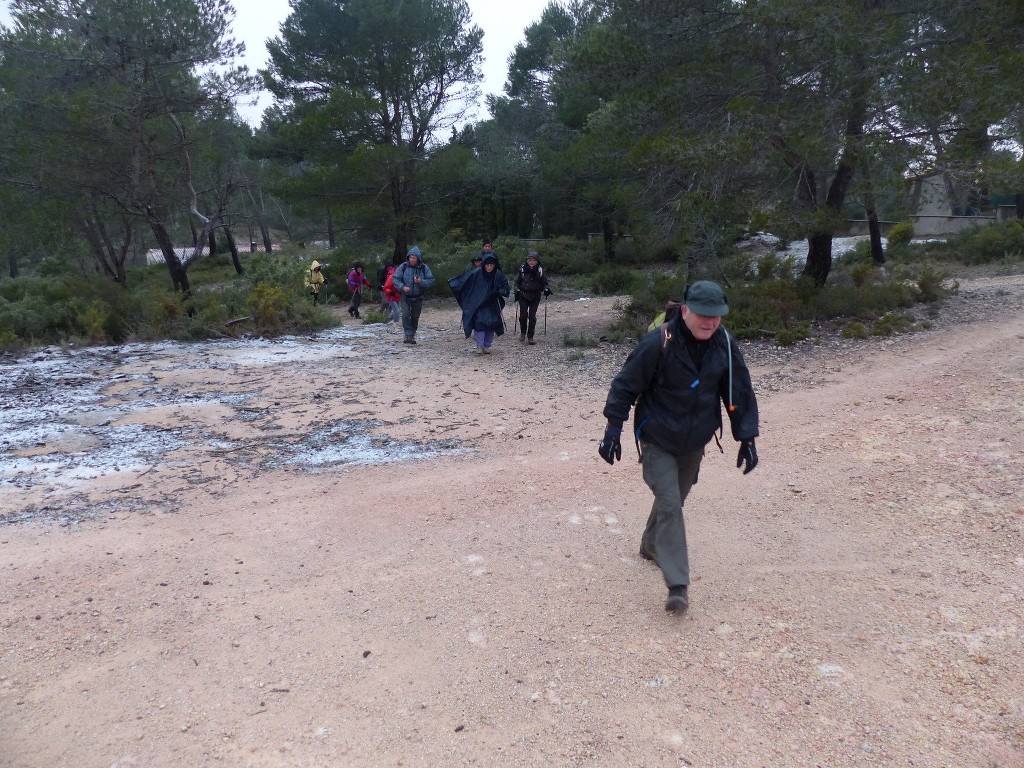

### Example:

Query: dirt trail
xmin=1 ymin=277 xmax=1023 ymax=768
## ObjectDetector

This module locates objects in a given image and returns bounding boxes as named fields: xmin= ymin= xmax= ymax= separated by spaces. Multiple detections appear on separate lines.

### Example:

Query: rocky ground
xmin=1 ymin=268 xmax=1023 ymax=767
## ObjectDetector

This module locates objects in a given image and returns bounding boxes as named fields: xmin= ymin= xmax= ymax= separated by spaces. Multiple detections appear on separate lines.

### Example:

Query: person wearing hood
xmin=391 ymin=246 xmax=435 ymax=344
xmin=448 ymin=254 xmax=510 ymax=354
xmin=598 ymin=280 xmax=760 ymax=615
xmin=304 ymin=260 xmax=326 ymax=305
xmin=514 ymin=250 xmax=551 ymax=344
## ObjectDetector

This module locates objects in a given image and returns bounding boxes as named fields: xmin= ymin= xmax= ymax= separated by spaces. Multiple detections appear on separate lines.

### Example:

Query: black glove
xmin=737 ymin=439 xmax=758 ymax=474
xmin=543 ymin=288 xmax=552 ymax=297
xmin=598 ymin=425 xmax=622 ymax=465
xmin=515 ymin=290 xmax=523 ymax=301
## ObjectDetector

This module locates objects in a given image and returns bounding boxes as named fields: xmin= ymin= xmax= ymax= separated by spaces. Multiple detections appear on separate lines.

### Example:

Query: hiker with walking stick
xmin=513 ymin=251 xmax=550 ymax=345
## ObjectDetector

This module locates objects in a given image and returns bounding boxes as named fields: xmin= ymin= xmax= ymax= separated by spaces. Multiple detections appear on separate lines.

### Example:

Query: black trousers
xmin=518 ymin=294 xmax=541 ymax=338
xmin=348 ymin=290 xmax=363 ymax=315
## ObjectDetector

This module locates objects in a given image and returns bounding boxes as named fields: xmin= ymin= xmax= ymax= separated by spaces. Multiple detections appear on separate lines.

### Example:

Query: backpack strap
xmin=634 ymin=323 xmax=674 ymax=462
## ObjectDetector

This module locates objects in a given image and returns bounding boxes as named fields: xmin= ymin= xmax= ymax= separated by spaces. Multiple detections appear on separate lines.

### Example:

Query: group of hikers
xmin=306 ymin=244 xmax=761 ymax=617
xmin=304 ymin=239 xmax=551 ymax=349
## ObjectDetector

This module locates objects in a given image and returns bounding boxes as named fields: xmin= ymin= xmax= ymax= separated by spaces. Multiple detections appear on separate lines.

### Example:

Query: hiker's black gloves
xmin=599 ymin=425 xmax=622 ymax=465
xmin=515 ymin=290 xmax=523 ymax=301
xmin=737 ymin=439 xmax=758 ymax=474
xmin=544 ymin=288 xmax=552 ymax=297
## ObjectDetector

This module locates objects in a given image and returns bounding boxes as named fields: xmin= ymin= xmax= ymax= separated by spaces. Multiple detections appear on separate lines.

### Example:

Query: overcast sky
xmin=232 ymin=0 xmax=552 ymax=125
xmin=0 ymin=0 xmax=554 ymax=126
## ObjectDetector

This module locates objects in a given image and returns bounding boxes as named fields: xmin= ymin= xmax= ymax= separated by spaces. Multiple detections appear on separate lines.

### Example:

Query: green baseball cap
xmin=684 ymin=280 xmax=729 ymax=316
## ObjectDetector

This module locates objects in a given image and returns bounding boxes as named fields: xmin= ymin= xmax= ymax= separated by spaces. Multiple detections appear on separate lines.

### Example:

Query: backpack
xmin=647 ymin=300 xmax=682 ymax=332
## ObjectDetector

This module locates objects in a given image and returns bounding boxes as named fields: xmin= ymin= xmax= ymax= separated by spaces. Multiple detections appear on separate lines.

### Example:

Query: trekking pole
xmin=543 ymin=295 xmax=547 ymax=336
xmin=515 ymin=300 xmax=520 ymax=335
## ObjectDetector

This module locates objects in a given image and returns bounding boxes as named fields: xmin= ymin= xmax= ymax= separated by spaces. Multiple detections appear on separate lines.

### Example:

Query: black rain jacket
xmin=602 ymin=316 xmax=759 ymax=455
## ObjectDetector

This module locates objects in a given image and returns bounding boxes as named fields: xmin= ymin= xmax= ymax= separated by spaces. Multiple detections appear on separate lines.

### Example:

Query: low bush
xmin=887 ymin=220 xmax=915 ymax=247
xmin=563 ymin=333 xmax=600 ymax=347
xmin=871 ymin=312 xmax=913 ymax=336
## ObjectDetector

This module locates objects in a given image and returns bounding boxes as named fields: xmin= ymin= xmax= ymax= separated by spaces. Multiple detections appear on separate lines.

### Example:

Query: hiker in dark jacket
xmin=448 ymin=254 xmax=510 ymax=354
xmin=599 ymin=280 xmax=760 ymax=615
xmin=514 ymin=250 xmax=551 ymax=344
xmin=391 ymin=246 xmax=435 ymax=344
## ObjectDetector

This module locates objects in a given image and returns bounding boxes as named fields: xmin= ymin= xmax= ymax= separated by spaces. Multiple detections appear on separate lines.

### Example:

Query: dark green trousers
xmin=640 ymin=442 xmax=704 ymax=588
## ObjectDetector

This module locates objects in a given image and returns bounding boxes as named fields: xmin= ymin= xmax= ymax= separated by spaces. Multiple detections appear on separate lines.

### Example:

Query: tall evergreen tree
xmin=262 ymin=0 xmax=483 ymax=261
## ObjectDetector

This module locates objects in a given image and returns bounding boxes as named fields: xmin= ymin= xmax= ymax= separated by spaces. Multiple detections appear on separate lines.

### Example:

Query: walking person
xmin=514 ymin=250 xmax=551 ymax=344
xmin=391 ymin=246 xmax=435 ymax=344
xmin=448 ymin=254 xmax=510 ymax=354
xmin=598 ymin=281 xmax=760 ymax=614
xmin=375 ymin=261 xmax=392 ymax=313
xmin=304 ymin=260 xmax=326 ymax=305
xmin=346 ymin=262 xmax=372 ymax=318
xmin=479 ymin=238 xmax=501 ymax=270
xmin=382 ymin=263 xmax=401 ymax=324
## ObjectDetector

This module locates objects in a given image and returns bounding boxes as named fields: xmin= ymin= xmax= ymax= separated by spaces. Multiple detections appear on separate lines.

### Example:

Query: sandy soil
xmin=2 ymin=273 xmax=1023 ymax=768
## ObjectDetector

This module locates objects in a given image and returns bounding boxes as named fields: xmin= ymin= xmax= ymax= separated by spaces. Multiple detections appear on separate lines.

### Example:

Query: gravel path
xmin=1 ymin=270 xmax=1022 ymax=767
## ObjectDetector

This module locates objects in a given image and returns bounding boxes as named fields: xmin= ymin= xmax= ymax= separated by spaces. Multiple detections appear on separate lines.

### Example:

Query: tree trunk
xmin=149 ymin=218 xmax=191 ymax=295
xmin=80 ymin=217 xmax=119 ymax=281
xmin=804 ymin=234 xmax=833 ymax=286
xmin=8 ymin=252 xmax=18 ymax=278
xmin=208 ymin=229 xmax=217 ymax=257
xmin=225 ymin=227 xmax=244 ymax=275
xmin=601 ymin=216 xmax=616 ymax=261
xmin=260 ymin=219 xmax=272 ymax=253
xmin=860 ymin=160 xmax=885 ymax=264
xmin=867 ymin=209 xmax=884 ymax=265
xmin=1016 ymin=192 xmax=1024 ymax=219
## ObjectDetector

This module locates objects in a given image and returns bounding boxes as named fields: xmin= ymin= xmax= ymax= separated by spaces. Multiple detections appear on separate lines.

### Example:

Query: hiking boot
xmin=520 ymin=333 xmax=526 ymax=342
xmin=527 ymin=338 xmax=536 ymax=345
xmin=665 ymin=585 xmax=688 ymax=614
xmin=474 ymin=346 xmax=484 ymax=354
xmin=482 ymin=347 xmax=492 ymax=354
xmin=403 ymin=338 xmax=415 ymax=345
xmin=354 ymin=311 xmax=361 ymax=318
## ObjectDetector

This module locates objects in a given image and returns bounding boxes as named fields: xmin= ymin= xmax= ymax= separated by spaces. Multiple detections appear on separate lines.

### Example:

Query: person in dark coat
xmin=448 ymin=254 xmax=510 ymax=354
xmin=514 ymin=250 xmax=551 ymax=344
xmin=598 ymin=280 xmax=760 ymax=615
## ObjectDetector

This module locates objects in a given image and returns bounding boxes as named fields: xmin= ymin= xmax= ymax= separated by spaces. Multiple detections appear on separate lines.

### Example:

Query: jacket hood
xmin=482 ymin=254 xmax=497 ymax=266
xmin=310 ymin=260 xmax=321 ymax=270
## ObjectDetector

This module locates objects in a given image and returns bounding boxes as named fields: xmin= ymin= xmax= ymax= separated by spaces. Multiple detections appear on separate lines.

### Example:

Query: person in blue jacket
xmin=391 ymin=246 xmax=435 ymax=344
xmin=448 ymin=254 xmax=510 ymax=354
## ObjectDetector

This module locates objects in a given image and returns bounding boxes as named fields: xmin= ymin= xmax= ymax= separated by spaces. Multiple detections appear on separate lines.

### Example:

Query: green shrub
xmin=563 ymin=333 xmax=599 ymax=347
xmin=776 ymin=323 xmax=810 ymax=347
xmin=942 ymin=221 xmax=1024 ymax=264
xmin=847 ymin=261 xmax=879 ymax=288
xmin=871 ymin=312 xmax=912 ymax=336
xmin=916 ymin=265 xmax=950 ymax=303
xmin=248 ymin=282 xmax=291 ymax=330
xmin=78 ymin=300 xmax=110 ymax=342
xmin=887 ymin=220 xmax=915 ymax=247
xmin=591 ymin=267 xmax=639 ymax=295
xmin=841 ymin=322 xmax=868 ymax=339
xmin=755 ymin=252 xmax=785 ymax=281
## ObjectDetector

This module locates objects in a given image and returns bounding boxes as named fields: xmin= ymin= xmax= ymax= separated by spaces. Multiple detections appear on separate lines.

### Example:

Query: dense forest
xmin=1 ymin=0 xmax=1023 ymax=344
